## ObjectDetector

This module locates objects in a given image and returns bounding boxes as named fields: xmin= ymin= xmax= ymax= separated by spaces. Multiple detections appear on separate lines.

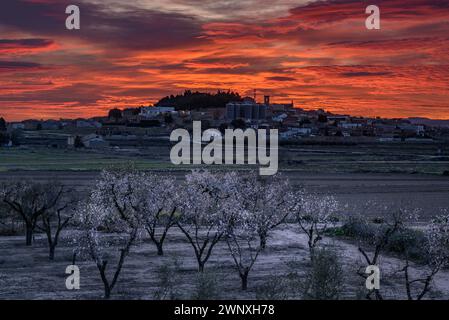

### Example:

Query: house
xmin=339 ymin=122 xmax=362 ymax=129
xmin=272 ymin=113 xmax=288 ymax=122
xmin=140 ymin=106 xmax=176 ymax=119
xmin=81 ymin=134 xmax=108 ymax=148
xmin=8 ymin=122 xmax=25 ymax=130
xmin=280 ymin=127 xmax=312 ymax=139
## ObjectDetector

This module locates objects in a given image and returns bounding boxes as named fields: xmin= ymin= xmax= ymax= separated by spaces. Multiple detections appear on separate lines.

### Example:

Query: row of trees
xmin=73 ymin=169 xmax=305 ymax=297
xmin=156 ymin=90 xmax=242 ymax=110
xmin=1 ymin=169 xmax=449 ymax=299
xmin=1 ymin=169 xmax=334 ymax=297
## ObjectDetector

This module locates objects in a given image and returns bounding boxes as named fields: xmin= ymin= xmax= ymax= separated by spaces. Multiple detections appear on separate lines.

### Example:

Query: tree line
xmin=156 ymin=90 xmax=242 ymax=110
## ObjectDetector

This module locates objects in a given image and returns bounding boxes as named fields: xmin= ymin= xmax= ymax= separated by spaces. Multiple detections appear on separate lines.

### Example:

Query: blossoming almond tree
xmin=233 ymin=172 xmax=293 ymax=249
xmin=74 ymin=169 xmax=141 ymax=299
xmin=138 ymin=173 xmax=179 ymax=256
xmin=94 ymin=168 xmax=144 ymax=227
xmin=400 ymin=213 xmax=449 ymax=300
xmin=177 ymin=170 xmax=236 ymax=272
xmin=220 ymin=172 xmax=293 ymax=289
xmin=294 ymin=193 xmax=339 ymax=260
xmin=225 ymin=206 xmax=263 ymax=290
xmin=354 ymin=205 xmax=419 ymax=300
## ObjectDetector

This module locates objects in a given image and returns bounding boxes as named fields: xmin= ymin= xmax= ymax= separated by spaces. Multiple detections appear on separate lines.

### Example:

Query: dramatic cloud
xmin=0 ymin=0 xmax=448 ymax=120
xmin=0 ymin=39 xmax=55 ymax=55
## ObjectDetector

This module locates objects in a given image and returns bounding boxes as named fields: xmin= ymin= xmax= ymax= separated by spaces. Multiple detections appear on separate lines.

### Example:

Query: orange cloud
xmin=0 ymin=0 xmax=448 ymax=121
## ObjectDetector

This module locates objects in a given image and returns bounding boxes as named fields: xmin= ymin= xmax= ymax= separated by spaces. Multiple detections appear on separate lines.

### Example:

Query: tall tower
xmin=264 ymin=95 xmax=270 ymax=105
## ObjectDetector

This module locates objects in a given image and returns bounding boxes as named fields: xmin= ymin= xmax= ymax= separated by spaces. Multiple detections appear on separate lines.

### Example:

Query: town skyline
xmin=1 ymin=0 xmax=449 ymax=121
xmin=2 ymin=90 xmax=449 ymax=124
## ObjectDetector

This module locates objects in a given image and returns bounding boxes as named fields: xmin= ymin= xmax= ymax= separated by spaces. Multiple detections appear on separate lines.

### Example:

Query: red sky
xmin=0 ymin=0 xmax=448 ymax=121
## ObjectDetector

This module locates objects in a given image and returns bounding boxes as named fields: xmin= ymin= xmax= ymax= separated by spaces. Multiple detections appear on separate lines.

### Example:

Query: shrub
xmin=299 ymin=247 xmax=345 ymax=300
xmin=255 ymin=275 xmax=294 ymax=300
xmin=190 ymin=271 xmax=221 ymax=300
xmin=153 ymin=259 xmax=182 ymax=300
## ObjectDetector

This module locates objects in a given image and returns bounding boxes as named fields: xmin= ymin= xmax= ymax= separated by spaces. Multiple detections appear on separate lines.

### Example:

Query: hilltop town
xmin=1 ymin=91 xmax=449 ymax=149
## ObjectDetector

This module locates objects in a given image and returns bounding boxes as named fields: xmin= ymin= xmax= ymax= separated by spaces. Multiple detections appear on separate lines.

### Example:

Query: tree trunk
xmin=156 ymin=242 xmax=164 ymax=256
xmin=260 ymin=234 xmax=267 ymax=250
xmin=49 ymin=244 xmax=56 ymax=261
xmin=198 ymin=261 xmax=205 ymax=272
xmin=308 ymin=241 xmax=315 ymax=262
xmin=240 ymin=272 xmax=249 ymax=290
xmin=25 ymin=226 xmax=33 ymax=246
xmin=104 ymin=285 xmax=111 ymax=299
xmin=98 ymin=263 xmax=112 ymax=299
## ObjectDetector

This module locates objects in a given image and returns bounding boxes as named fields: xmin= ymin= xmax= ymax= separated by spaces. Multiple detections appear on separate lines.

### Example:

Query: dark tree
xmin=0 ymin=181 xmax=67 ymax=246
xmin=108 ymin=108 xmax=123 ymax=121
xmin=0 ymin=132 xmax=9 ymax=145
xmin=0 ymin=117 xmax=6 ymax=131
xmin=164 ymin=113 xmax=173 ymax=124
xmin=36 ymin=187 xmax=78 ymax=260
xmin=219 ymin=123 xmax=228 ymax=134
xmin=335 ymin=130 xmax=343 ymax=137
xmin=74 ymin=136 xmax=84 ymax=148
xmin=156 ymin=90 xmax=242 ymax=111
xmin=318 ymin=114 xmax=328 ymax=123
xmin=231 ymin=119 xmax=246 ymax=130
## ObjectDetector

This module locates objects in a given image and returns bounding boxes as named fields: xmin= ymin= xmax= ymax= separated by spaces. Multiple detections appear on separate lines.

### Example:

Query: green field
xmin=0 ymin=148 xmax=172 ymax=171
xmin=0 ymin=143 xmax=448 ymax=175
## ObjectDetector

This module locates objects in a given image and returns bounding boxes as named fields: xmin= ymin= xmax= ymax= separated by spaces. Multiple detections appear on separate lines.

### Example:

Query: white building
xmin=338 ymin=122 xmax=362 ymax=129
xmin=140 ymin=106 xmax=176 ymax=119
xmin=280 ymin=127 xmax=312 ymax=139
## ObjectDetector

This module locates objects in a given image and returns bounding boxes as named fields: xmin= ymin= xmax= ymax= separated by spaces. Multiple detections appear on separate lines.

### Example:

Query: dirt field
xmin=0 ymin=170 xmax=447 ymax=220
xmin=1 ymin=224 xmax=449 ymax=300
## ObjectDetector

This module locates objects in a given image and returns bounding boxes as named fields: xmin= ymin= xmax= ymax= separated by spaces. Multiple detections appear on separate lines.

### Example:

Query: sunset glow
xmin=1 ymin=0 xmax=448 ymax=121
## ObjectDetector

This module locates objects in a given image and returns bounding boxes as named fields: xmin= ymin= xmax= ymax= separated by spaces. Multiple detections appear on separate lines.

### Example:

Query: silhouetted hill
xmin=156 ymin=90 xmax=242 ymax=110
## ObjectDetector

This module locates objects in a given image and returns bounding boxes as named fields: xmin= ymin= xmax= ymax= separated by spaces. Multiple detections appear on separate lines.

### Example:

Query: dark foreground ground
xmin=1 ymin=224 xmax=449 ymax=300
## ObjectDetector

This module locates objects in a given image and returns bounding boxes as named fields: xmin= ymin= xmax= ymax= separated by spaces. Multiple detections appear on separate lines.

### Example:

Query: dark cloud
xmin=340 ymin=71 xmax=393 ymax=77
xmin=266 ymin=76 xmax=297 ymax=81
xmin=0 ymin=60 xmax=42 ymax=69
xmin=289 ymin=0 xmax=449 ymax=25
xmin=0 ymin=0 xmax=207 ymax=51
xmin=0 ymin=38 xmax=54 ymax=48
xmin=0 ymin=82 xmax=107 ymax=106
